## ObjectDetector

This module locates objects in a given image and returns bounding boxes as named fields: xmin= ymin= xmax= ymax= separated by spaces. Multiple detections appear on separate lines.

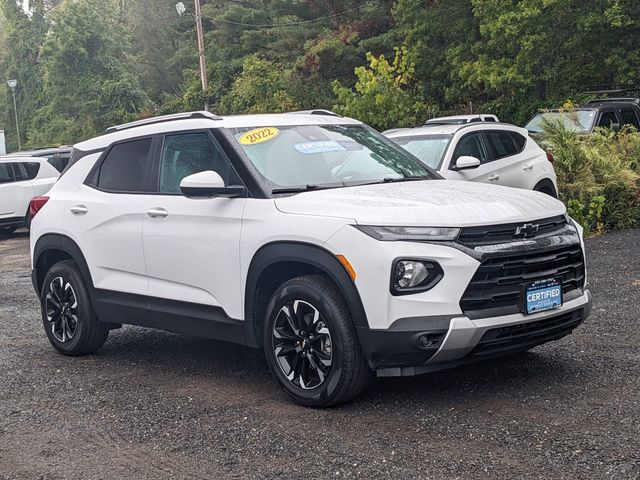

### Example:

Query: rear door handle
xmin=522 ymin=163 xmax=533 ymax=171
xmin=70 ymin=205 xmax=88 ymax=215
xmin=488 ymin=174 xmax=499 ymax=182
xmin=146 ymin=207 xmax=168 ymax=218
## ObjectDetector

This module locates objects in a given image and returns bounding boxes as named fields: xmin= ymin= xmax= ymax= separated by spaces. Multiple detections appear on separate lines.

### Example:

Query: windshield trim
xmin=225 ymin=123 xmax=442 ymax=198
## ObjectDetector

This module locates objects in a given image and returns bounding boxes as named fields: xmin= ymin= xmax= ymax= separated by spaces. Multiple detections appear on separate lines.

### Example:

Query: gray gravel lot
xmin=0 ymin=229 xmax=639 ymax=479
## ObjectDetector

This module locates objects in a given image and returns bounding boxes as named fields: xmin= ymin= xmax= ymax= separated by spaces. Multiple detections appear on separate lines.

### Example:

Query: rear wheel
xmin=40 ymin=260 xmax=108 ymax=355
xmin=264 ymin=275 xmax=371 ymax=407
xmin=0 ymin=226 xmax=17 ymax=235
xmin=533 ymin=181 xmax=557 ymax=198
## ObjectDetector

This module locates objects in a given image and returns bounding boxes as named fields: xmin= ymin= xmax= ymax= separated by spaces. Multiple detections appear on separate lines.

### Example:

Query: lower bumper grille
xmin=467 ymin=309 xmax=584 ymax=358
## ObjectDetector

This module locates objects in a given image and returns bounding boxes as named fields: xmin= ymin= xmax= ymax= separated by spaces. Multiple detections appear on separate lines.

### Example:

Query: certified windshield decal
xmin=238 ymin=127 xmax=280 ymax=145
xmin=294 ymin=141 xmax=346 ymax=154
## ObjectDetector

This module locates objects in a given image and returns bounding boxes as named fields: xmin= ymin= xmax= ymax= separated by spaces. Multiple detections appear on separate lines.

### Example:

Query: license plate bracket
xmin=524 ymin=279 xmax=563 ymax=314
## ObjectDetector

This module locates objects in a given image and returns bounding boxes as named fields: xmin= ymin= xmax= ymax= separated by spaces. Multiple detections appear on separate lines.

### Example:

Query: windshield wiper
xmin=272 ymin=184 xmax=326 ymax=194
xmin=379 ymin=175 xmax=431 ymax=183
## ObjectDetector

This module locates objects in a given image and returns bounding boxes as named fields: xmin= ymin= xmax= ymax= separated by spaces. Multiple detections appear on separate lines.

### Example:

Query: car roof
xmin=75 ymin=110 xmax=362 ymax=152
xmin=0 ymin=156 xmax=47 ymax=163
xmin=384 ymin=122 xmax=525 ymax=138
xmin=425 ymin=114 xmax=498 ymax=123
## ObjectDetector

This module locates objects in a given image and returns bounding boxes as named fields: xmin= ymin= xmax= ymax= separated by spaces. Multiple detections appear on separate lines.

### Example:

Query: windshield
xmin=525 ymin=110 xmax=596 ymax=134
xmin=229 ymin=124 xmax=437 ymax=193
xmin=390 ymin=134 xmax=452 ymax=169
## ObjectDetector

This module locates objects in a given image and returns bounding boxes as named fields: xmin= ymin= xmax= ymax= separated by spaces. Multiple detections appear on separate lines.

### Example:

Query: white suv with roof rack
xmin=29 ymin=110 xmax=591 ymax=406
xmin=384 ymin=122 xmax=558 ymax=197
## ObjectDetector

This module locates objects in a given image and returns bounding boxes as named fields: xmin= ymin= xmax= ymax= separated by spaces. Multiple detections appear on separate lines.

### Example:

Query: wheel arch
xmin=33 ymin=234 xmax=94 ymax=297
xmin=533 ymin=178 xmax=558 ymax=198
xmin=244 ymin=241 xmax=369 ymax=348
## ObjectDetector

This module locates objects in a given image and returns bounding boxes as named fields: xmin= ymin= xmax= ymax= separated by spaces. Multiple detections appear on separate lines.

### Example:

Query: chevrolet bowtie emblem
xmin=515 ymin=223 xmax=540 ymax=238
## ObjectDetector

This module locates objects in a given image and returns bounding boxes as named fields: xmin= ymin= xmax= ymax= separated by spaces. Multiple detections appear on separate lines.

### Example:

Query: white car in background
xmin=0 ymin=157 xmax=59 ymax=234
xmin=384 ymin=122 xmax=558 ymax=197
xmin=424 ymin=114 xmax=499 ymax=125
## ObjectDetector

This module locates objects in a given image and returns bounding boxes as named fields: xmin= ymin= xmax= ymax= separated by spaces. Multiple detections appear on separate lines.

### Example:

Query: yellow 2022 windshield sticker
xmin=238 ymin=127 xmax=280 ymax=145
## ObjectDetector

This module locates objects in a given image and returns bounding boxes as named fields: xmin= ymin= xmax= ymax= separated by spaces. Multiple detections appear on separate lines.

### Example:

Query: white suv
xmin=385 ymin=123 xmax=558 ymax=196
xmin=0 ymin=157 xmax=59 ymax=234
xmin=30 ymin=111 xmax=591 ymax=406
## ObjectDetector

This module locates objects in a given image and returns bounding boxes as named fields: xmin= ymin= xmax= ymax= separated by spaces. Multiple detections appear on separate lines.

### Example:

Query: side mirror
xmin=611 ymin=122 xmax=621 ymax=132
xmin=453 ymin=156 xmax=481 ymax=170
xmin=179 ymin=170 xmax=245 ymax=198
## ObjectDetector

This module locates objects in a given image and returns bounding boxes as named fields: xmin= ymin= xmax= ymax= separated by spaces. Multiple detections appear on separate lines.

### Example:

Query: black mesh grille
xmin=458 ymin=215 xmax=567 ymax=246
xmin=467 ymin=309 xmax=584 ymax=358
xmin=460 ymin=245 xmax=585 ymax=317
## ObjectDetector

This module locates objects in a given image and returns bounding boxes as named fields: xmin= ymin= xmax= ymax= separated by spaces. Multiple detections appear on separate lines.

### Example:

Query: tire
xmin=0 ymin=226 xmax=17 ymax=235
xmin=40 ymin=260 xmax=109 ymax=356
xmin=264 ymin=274 xmax=371 ymax=407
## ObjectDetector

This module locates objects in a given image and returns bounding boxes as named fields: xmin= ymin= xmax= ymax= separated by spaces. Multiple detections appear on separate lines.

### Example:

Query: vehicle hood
xmin=274 ymin=180 xmax=566 ymax=227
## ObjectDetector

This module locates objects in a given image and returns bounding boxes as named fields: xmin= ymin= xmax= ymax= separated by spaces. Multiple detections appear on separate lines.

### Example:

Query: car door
xmin=480 ymin=130 xmax=535 ymax=189
xmin=5 ymin=163 xmax=36 ymax=220
xmin=65 ymin=137 xmax=156 ymax=296
xmin=142 ymin=130 xmax=247 ymax=317
xmin=0 ymin=163 xmax=24 ymax=222
xmin=442 ymin=132 xmax=495 ymax=183
xmin=596 ymin=110 xmax=620 ymax=129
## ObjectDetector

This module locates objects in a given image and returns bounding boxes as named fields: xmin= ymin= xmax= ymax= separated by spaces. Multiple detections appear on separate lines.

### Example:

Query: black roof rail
xmin=104 ymin=111 xmax=222 ymax=134
xmin=583 ymin=97 xmax=640 ymax=106
xmin=292 ymin=109 xmax=342 ymax=117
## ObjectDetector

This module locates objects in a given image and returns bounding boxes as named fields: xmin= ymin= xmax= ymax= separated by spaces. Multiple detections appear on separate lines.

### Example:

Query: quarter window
xmin=0 ymin=163 xmax=14 ymax=184
xmin=452 ymin=133 xmax=487 ymax=164
xmin=97 ymin=138 xmax=153 ymax=192
xmin=22 ymin=162 xmax=41 ymax=180
xmin=619 ymin=109 xmax=640 ymax=129
xmin=159 ymin=132 xmax=231 ymax=193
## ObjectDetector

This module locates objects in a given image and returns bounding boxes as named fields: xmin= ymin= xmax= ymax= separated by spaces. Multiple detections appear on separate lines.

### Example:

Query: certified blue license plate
xmin=525 ymin=279 xmax=563 ymax=314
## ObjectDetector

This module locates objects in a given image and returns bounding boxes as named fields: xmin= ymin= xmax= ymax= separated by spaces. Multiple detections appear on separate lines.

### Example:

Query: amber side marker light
xmin=336 ymin=254 xmax=356 ymax=281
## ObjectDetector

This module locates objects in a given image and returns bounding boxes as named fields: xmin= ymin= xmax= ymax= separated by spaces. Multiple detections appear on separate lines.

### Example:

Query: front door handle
xmin=146 ymin=207 xmax=168 ymax=218
xmin=488 ymin=174 xmax=500 ymax=182
xmin=522 ymin=163 xmax=533 ymax=171
xmin=70 ymin=205 xmax=88 ymax=215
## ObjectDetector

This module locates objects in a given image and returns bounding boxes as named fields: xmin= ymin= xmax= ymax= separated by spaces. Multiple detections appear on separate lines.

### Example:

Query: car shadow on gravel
xmin=90 ymin=324 xmax=583 ymax=409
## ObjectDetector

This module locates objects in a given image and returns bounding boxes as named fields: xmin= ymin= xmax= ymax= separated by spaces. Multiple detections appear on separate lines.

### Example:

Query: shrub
xmin=543 ymin=120 xmax=640 ymax=235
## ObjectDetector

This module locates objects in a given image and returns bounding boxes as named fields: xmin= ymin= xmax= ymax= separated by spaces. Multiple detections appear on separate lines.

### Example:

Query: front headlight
xmin=391 ymin=259 xmax=444 ymax=296
xmin=354 ymin=225 xmax=460 ymax=242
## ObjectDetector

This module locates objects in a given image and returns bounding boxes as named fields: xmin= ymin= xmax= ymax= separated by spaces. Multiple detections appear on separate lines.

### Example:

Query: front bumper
xmin=359 ymin=290 xmax=592 ymax=377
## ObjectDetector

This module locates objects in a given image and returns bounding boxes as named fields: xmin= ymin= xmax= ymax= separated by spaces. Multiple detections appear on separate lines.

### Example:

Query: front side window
xmin=0 ymin=163 xmax=14 ymax=184
xmin=229 ymin=124 xmax=436 ymax=193
xmin=391 ymin=135 xmax=452 ymax=169
xmin=597 ymin=111 xmax=619 ymax=128
xmin=159 ymin=132 xmax=231 ymax=193
xmin=452 ymin=133 xmax=487 ymax=164
xmin=97 ymin=138 xmax=153 ymax=192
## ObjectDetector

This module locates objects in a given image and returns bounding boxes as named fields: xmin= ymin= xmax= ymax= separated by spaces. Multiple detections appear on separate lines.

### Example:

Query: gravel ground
xmin=0 ymin=229 xmax=639 ymax=479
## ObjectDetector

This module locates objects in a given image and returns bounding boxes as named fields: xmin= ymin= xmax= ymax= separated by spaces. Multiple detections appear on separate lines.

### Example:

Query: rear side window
xmin=96 ymin=138 xmax=153 ymax=192
xmin=483 ymin=131 xmax=521 ymax=160
xmin=0 ymin=163 xmax=14 ymax=184
xmin=159 ymin=132 xmax=231 ymax=193
xmin=11 ymin=163 xmax=29 ymax=181
xmin=619 ymin=109 xmax=640 ymax=128
xmin=22 ymin=162 xmax=41 ymax=180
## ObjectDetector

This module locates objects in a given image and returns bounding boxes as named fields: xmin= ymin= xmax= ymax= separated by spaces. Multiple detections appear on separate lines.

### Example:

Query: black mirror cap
xmin=181 ymin=185 xmax=246 ymax=198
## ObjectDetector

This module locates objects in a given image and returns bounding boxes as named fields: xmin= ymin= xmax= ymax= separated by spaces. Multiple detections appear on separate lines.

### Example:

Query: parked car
xmin=424 ymin=114 xmax=499 ymax=126
xmin=524 ymin=98 xmax=640 ymax=136
xmin=30 ymin=110 xmax=592 ymax=406
xmin=3 ymin=146 xmax=73 ymax=173
xmin=0 ymin=157 xmax=59 ymax=234
xmin=384 ymin=122 xmax=558 ymax=197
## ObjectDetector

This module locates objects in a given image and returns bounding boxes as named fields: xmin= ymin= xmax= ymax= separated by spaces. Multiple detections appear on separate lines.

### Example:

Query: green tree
xmin=332 ymin=46 xmax=426 ymax=131
xmin=29 ymin=0 xmax=148 ymax=145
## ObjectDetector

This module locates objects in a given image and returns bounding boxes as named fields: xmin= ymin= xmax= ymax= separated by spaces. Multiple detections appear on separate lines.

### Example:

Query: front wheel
xmin=264 ymin=275 xmax=371 ymax=407
xmin=40 ymin=260 xmax=109 ymax=355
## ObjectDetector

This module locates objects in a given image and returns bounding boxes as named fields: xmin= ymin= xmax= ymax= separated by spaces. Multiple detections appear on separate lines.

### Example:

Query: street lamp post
xmin=176 ymin=1 xmax=209 ymax=111
xmin=6 ymin=79 xmax=21 ymax=150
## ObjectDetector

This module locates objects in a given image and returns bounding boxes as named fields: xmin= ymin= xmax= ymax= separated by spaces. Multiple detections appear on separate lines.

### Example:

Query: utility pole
xmin=7 ymin=80 xmax=21 ymax=150
xmin=176 ymin=1 xmax=209 ymax=111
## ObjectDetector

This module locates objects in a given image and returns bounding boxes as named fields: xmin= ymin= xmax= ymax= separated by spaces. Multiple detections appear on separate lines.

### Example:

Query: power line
xmin=212 ymin=5 xmax=368 ymax=28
